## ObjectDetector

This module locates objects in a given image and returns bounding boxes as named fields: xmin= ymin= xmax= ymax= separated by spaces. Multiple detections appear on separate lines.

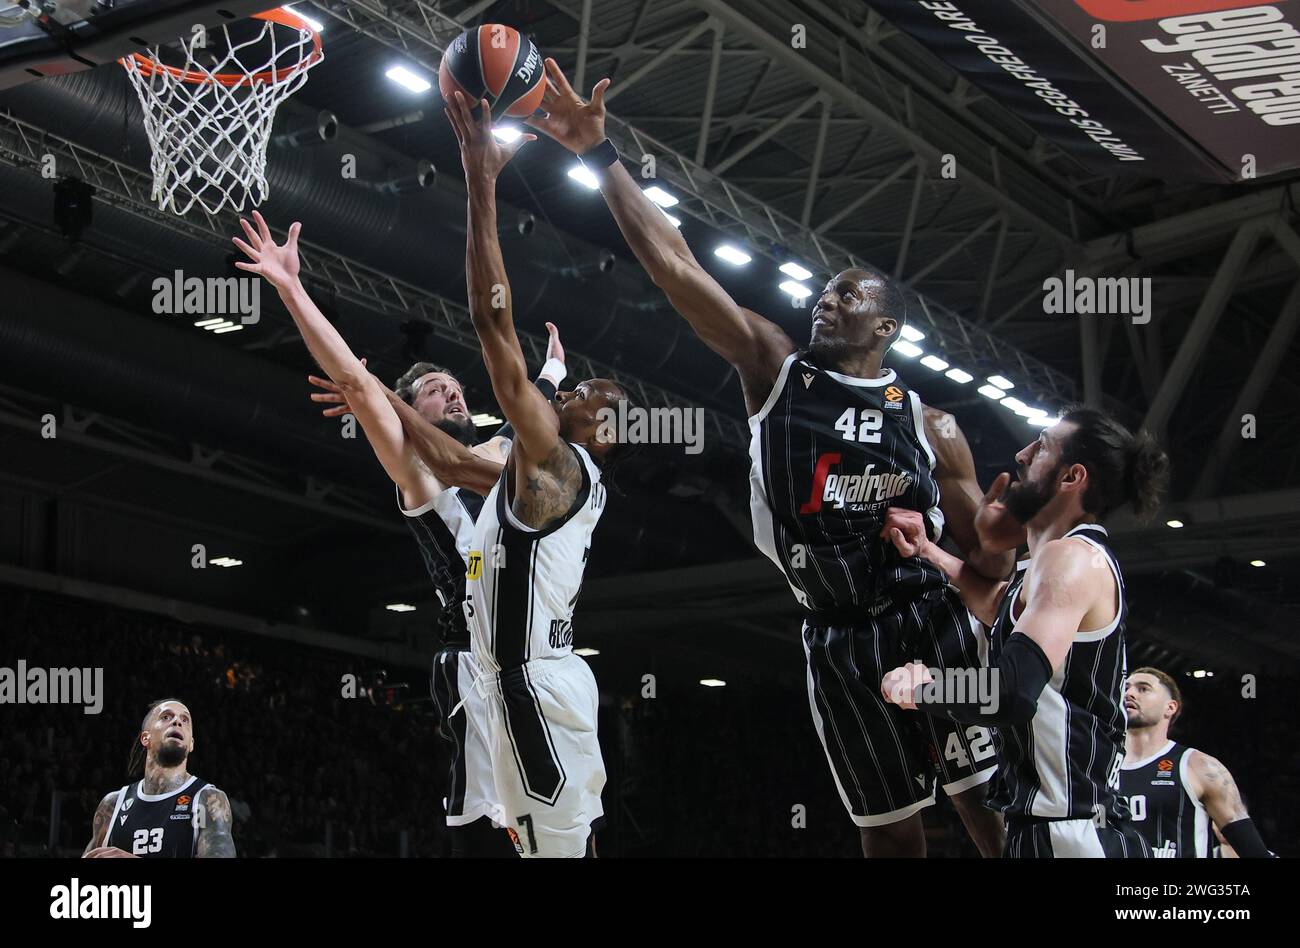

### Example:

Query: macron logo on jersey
xmin=799 ymin=452 xmax=914 ymax=514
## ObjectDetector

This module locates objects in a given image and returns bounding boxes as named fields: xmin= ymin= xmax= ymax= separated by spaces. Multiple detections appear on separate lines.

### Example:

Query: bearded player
xmin=84 ymin=699 xmax=235 ymax=858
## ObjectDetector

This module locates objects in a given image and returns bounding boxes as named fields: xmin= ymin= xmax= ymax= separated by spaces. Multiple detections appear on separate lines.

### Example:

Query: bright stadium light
xmin=978 ymin=384 xmax=1006 ymax=400
xmin=491 ymin=126 xmax=522 ymax=143
xmin=1026 ymin=416 xmax=1058 ymax=428
xmin=211 ymin=556 xmax=243 ymax=567
xmin=661 ymin=209 xmax=682 ymax=228
xmin=779 ymin=280 xmax=812 ymax=300
xmin=574 ymin=647 xmax=601 ymax=656
xmin=988 ymin=375 xmax=1014 ymax=390
xmin=1166 ymin=519 xmax=1184 ymax=529
xmin=193 ymin=318 xmax=225 ymax=327
xmin=900 ymin=325 xmax=926 ymax=343
xmin=385 ymin=603 xmax=417 ymax=612
xmin=700 ymin=678 xmax=727 ymax=687
xmin=212 ymin=324 xmax=244 ymax=334
xmin=714 ymin=244 xmax=752 ymax=266
xmin=472 ymin=413 xmax=503 ymax=427
xmin=891 ymin=341 xmax=922 ymax=358
xmin=780 ymin=262 xmax=812 ymax=281
xmin=386 ymin=66 xmax=432 ymax=93
xmin=643 ymin=186 xmax=678 ymax=207
xmin=1250 ymin=559 xmax=1266 ymax=567
xmin=919 ymin=354 xmax=949 ymax=372
xmin=945 ymin=368 xmax=973 ymax=384
xmin=285 ymin=5 xmax=325 ymax=32
xmin=1001 ymin=397 xmax=1027 ymax=413
xmin=567 ymin=164 xmax=600 ymax=189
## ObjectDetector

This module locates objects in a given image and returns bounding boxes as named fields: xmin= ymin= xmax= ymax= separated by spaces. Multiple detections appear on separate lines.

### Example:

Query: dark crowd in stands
xmin=0 ymin=584 xmax=1292 ymax=857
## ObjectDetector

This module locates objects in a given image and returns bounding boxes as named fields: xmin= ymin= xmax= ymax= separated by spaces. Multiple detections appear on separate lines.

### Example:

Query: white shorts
xmin=481 ymin=653 xmax=606 ymax=858
xmin=431 ymin=648 xmax=506 ymax=828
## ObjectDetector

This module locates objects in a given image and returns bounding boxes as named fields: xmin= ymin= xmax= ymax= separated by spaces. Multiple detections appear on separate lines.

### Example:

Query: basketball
xmin=438 ymin=24 xmax=546 ymax=120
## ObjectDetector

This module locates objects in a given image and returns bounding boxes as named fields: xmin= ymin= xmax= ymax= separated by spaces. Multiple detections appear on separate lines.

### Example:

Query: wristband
xmin=539 ymin=357 xmax=567 ymax=388
xmin=578 ymin=137 xmax=618 ymax=169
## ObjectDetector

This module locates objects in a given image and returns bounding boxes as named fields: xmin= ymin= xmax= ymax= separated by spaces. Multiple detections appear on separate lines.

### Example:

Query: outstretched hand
xmin=975 ymin=471 xmax=1027 ymax=553
xmin=445 ymin=90 xmax=536 ymax=182
xmin=524 ymin=58 xmax=610 ymax=155
xmin=545 ymin=321 xmax=565 ymax=365
xmin=232 ymin=210 xmax=301 ymax=291
xmin=308 ymin=357 xmax=368 ymax=418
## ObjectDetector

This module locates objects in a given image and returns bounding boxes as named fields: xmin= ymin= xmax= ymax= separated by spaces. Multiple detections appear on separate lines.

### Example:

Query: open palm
xmin=524 ymin=58 xmax=610 ymax=155
xmin=232 ymin=210 xmax=301 ymax=291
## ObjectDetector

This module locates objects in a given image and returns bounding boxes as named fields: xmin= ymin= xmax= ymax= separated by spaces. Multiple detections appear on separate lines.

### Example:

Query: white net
xmin=121 ymin=13 xmax=323 ymax=217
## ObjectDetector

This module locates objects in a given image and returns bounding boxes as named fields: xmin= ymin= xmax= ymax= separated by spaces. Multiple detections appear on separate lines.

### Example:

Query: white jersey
xmin=465 ymin=443 xmax=606 ymax=673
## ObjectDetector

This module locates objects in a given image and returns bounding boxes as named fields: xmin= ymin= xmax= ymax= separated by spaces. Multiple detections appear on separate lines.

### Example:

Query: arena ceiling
xmin=1 ymin=0 xmax=1299 ymax=675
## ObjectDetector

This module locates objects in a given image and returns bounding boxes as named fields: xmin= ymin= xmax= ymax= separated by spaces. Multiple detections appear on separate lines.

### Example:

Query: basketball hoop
xmin=120 ymin=8 xmax=324 ymax=217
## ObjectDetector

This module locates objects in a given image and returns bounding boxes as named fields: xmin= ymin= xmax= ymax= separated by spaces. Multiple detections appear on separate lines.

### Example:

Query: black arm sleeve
xmin=917 ymin=632 xmax=1053 ymax=727
xmin=492 ymin=377 xmax=558 ymax=441
xmin=1220 ymin=818 xmax=1274 ymax=858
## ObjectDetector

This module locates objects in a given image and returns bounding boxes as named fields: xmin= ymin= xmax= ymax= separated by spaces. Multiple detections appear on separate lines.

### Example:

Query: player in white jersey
xmin=233 ymin=210 xmax=565 ymax=856
xmin=423 ymin=91 xmax=632 ymax=858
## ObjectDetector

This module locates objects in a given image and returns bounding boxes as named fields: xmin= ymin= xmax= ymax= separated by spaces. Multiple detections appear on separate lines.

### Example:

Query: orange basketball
xmin=439 ymin=24 xmax=546 ymax=120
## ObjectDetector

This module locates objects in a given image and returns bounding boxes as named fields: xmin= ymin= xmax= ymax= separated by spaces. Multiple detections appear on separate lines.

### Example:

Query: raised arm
xmin=526 ymin=59 xmax=795 ymax=415
xmin=233 ymin=214 xmax=435 ymax=505
xmin=924 ymin=411 xmax=1019 ymax=581
xmin=445 ymin=92 xmax=571 ymax=483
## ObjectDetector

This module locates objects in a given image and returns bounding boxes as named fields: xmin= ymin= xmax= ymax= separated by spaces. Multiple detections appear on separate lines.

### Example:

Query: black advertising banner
xmin=1035 ymin=0 xmax=1300 ymax=179
xmin=868 ymin=0 xmax=1230 ymax=178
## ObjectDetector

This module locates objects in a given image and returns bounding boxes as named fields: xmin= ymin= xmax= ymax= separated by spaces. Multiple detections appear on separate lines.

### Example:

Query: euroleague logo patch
xmin=1157 ymin=758 xmax=1174 ymax=773
xmin=884 ymin=385 xmax=906 ymax=410
xmin=1071 ymin=0 xmax=1269 ymax=21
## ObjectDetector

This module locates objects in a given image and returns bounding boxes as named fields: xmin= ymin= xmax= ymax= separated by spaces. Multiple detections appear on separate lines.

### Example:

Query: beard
xmin=435 ymin=414 xmax=477 ymax=446
xmin=1126 ymin=708 xmax=1156 ymax=729
xmin=1004 ymin=468 xmax=1059 ymax=523
xmin=156 ymin=741 xmax=188 ymax=768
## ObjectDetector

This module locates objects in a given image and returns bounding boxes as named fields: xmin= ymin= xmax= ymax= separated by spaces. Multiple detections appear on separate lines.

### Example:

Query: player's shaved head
xmin=807 ymin=267 xmax=908 ymax=366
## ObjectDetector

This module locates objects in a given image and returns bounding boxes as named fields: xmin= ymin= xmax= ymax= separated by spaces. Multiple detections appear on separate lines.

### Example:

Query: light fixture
xmin=567 ymin=164 xmax=600 ymax=189
xmin=780 ymin=261 xmax=812 ymax=281
xmin=945 ymin=368 xmax=973 ymax=384
xmin=977 ymin=384 xmax=1006 ymax=400
xmin=891 ymin=341 xmax=922 ymax=358
xmin=194 ymin=318 xmax=225 ymax=327
xmin=919 ymin=354 xmax=949 ymax=372
xmin=285 ymin=5 xmax=326 ymax=32
xmin=386 ymin=66 xmax=432 ymax=93
xmin=1026 ymin=416 xmax=1058 ymax=428
xmin=1166 ymin=519 xmax=1184 ymax=529
xmin=1001 ymin=397 xmax=1027 ymax=412
xmin=492 ymin=126 xmax=522 ymax=143
xmin=779 ymin=280 xmax=812 ymax=300
xmin=213 ymin=324 xmax=244 ymax=334
xmin=472 ymin=413 xmax=504 ymax=427
xmin=714 ymin=244 xmax=751 ymax=266
xmin=700 ymin=678 xmax=726 ymax=687
xmin=661 ymin=209 xmax=682 ymax=228
xmin=211 ymin=556 xmax=243 ymax=568
xmin=643 ymin=186 xmax=678 ymax=207
xmin=900 ymin=325 xmax=926 ymax=343
xmin=1191 ymin=669 xmax=1208 ymax=679
xmin=574 ymin=647 xmax=600 ymax=657
xmin=988 ymin=375 xmax=1014 ymax=390
xmin=1250 ymin=559 xmax=1266 ymax=567
xmin=385 ymin=603 xmax=417 ymax=613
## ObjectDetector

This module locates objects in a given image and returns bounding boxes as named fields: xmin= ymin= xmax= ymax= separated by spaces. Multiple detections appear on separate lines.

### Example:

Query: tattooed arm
xmin=1186 ymin=752 xmax=1273 ymax=857
xmin=446 ymin=90 xmax=583 ymax=529
xmin=83 ymin=791 xmax=119 ymax=854
xmin=195 ymin=786 xmax=237 ymax=858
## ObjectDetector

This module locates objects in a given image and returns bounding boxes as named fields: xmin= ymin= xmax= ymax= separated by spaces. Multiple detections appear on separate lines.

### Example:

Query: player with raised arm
xmin=524 ymin=59 xmax=1016 ymax=857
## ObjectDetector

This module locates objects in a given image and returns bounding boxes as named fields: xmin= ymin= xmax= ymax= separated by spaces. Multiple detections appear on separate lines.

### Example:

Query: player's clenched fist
xmin=881 ymin=661 xmax=933 ymax=710
xmin=880 ymin=507 xmax=928 ymax=558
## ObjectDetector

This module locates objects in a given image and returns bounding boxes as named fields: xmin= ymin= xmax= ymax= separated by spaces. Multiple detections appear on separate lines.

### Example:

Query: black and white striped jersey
xmin=1120 ymin=740 xmax=1215 ymax=858
xmin=398 ymin=484 xmax=486 ymax=649
xmin=103 ymin=775 xmax=211 ymax=858
xmin=465 ymin=444 xmax=606 ymax=672
xmin=986 ymin=524 xmax=1130 ymax=823
xmin=748 ymin=352 xmax=946 ymax=613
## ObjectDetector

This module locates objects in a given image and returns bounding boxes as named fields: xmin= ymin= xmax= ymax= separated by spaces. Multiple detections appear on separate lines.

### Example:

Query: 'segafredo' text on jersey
xmin=748 ymin=353 xmax=946 ymax=612
xmin=465 ymin=444 xmax=606 ymax=672
xmin=986 ymin=525 xmax=1131 ymax=824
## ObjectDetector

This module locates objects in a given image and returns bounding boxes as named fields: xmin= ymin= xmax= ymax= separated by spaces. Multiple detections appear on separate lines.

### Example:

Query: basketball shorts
xmin=430 ymin=646 xmax=507 ymax=829
xmin=480 ymin=652 xmax=606 ymax=858
xmin=802 ymin=585 xmax=997 ymax=827
xmin=1004 ymin=815 xmax=1152 ymax=858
